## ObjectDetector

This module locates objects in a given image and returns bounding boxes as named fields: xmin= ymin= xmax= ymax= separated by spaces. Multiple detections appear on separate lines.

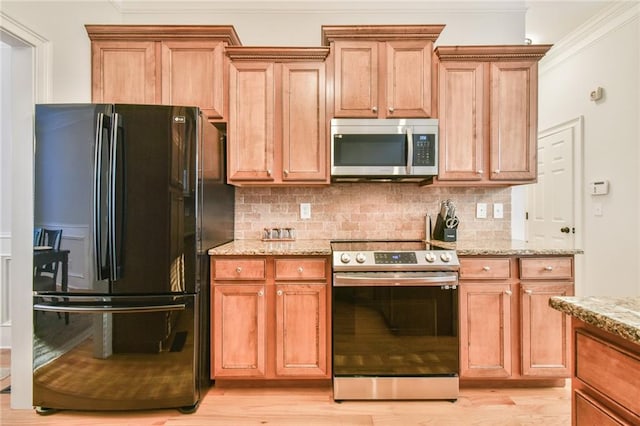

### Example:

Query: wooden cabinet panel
xmin=281 ymin=62 xmax=327 ymax=181
xmin=275 ymin=284 xmax=327 ymax=376
xmin=332 ymin=41 xmax=378 ymax=117
xmin=385 ymin=40 xmax=433 ymax=117
xmin=489 ymin=61 xmax=538 ymax=180
xmin=575 ymin=390 xmax=628 ymax=426
xmin=213 ymin=284 xmax=266 ymax=378
xmin=437 ymin=61 xmax=485 ymax=180
xmin=213 ymin=258 xmax=266 ymax=281
xmin=520 ymin=283 xmax=572 ymax=377
xmin=459 ymin=257 xmax=511 ymax=280
xmin=91 ymin=41 xmax=158 ymax=104
xmin=228 ymin=61 xmax=276 ymax=182
xmin=520 ymin=257 xmax=573 ymax=280
xmin=161 ymin=41 xmax=225 ymax=119
xmin=459 ymin=282 xmax=512 ymax=378
xmin=274 ymin=258 xmax=327 ymax=281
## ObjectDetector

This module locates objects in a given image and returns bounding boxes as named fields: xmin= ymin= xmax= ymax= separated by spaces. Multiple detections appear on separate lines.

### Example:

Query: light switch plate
xmin=476 ymin=203 xmax=487 ymax=219
xmin=300 ymin=203 xmax=311 ymax=219
xmin=493 ymin=203 xmax=504 ymax=219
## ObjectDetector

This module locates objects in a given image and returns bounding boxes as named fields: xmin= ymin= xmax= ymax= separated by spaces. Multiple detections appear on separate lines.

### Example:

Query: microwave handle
xmin=406 ymin=128 xmax=413 ymax=174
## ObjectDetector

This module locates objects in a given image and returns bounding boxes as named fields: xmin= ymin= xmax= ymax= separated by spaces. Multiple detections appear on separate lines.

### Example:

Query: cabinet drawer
xmin=520 ymin=257 xmax=573 ymax=280
xmin=275 ymin=258 xmax=327 ymax=281
xmin=213 ymin=258 xmax=266 ymax=281
xmin=459 ymin=257 xmax=511 ymax=280
xmin=574 ymin=390 xmax=629 ymax=426
xmin=576 ymin=331 xmax=640 ymax=417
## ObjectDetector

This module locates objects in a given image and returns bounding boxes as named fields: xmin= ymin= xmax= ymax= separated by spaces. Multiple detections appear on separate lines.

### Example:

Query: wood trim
xmin=226 ymin=46 xmax=329 ymax=61
xmin=435 ymin=45 xmax=553 ymax=61
xmin=85 ymin=24 xmax=242 ymax=45
xmin=321 ymin=24 xmax=445 ymax=45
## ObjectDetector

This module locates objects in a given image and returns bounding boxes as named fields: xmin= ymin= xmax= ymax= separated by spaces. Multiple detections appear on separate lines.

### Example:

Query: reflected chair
xmin=33 ymin=229 xmax=63 ymax=292
xmin=34 ymin=227 xmax=43 ymax=246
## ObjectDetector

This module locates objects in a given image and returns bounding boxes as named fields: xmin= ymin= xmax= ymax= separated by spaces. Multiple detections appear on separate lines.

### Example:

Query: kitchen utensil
xmin=445 ymin=217 xmax=459 ymax=229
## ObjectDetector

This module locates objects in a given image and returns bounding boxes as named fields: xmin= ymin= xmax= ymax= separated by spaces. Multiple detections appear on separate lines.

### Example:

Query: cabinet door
xmin=228 ymin=62 xmax=275 ymax=182
xmin=212 ymin=284 xmax=266 ymax=378
xmin=520 ymin=282 xmax=573 ymax=377
xmin=489 ymin=61 xmax=538 ymax=181
xmin=281 ymin=62 xmax=327 ymax=182
xmin=437 ymin=62 xmax=486 ymax=181
xmin=91 ymin=41 xmax=158 ymax=104
xmin=385 ymin=40 xmax=433 ymax=118
xmin=274 ymin=283 xmax=328 ymax=377
xmin=161 ymin=41 xmax=225 ymax=119
xmin=332 ymin=41 xmax=379 ymax=117
xmin=460 ymin=282 xmax=513 ymax=378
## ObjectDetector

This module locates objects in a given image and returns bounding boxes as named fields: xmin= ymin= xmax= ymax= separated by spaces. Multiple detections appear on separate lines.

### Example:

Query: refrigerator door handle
xmin=108 ymin=112 xmax=123 ymax=281
xmin=33 ymin=302 xmax=186 ymax=314
xmin=93 ymin=112 xmax=108 ymax=281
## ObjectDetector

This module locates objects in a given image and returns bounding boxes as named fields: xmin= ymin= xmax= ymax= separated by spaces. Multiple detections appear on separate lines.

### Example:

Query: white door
xmin=526 ymin=118 xmax=582 ymax=248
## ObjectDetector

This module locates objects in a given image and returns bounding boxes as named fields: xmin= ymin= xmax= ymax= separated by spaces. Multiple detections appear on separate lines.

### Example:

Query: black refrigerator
xmin=32 ymin=104 xmax=234 ymax=413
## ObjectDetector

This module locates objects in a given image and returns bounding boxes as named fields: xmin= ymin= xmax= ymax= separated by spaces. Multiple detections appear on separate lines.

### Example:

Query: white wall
xmin=537 ymin=3 xmax=640 ymax=296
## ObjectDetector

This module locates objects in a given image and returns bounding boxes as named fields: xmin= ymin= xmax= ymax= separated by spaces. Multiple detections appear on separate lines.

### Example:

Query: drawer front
xmin=275 ymin=258 xmax=327 ymax=281
xmin=520 ymin=257 xmax=573 ymax=280
xmin=574 ymin=390 xmax=628 ymax=426
xmin=459 ymin=257 xmax=511 ymax=280
xmin=576 ymin=330 xmax=640 ymax=417
xmin=213 ymin=258 xmax=266 ymax=281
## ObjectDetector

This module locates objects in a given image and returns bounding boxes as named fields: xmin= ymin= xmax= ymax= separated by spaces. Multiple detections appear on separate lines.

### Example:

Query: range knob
xmin=440 ymin=252 xmax=452 ymax=263
xmin=425 ymin=252 xmax=436 ymax=263
xmin=340 ymin=253 xmax=352 ymax=264
xmin=355 ymin=253 xmax=367 ymax=264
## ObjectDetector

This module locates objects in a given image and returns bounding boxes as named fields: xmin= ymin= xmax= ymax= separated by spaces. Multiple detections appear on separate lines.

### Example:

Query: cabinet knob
xmin=236 ymin=266 xmax=242 ymax=273
xmin=524 ymin=289 xmax=533 ymax=295
xmin=283 ymin=169 xmax=289 ymax=177
xmin=372 ymin=106 xmax=378 ymax=113
xmin=505 ymin=290 xmax=512 ymax=296
xmin=482 ymin=266 xmax=491 ymax=271
xmin=494 ymin=169 xmax=501 ymax=174
xmin=277 ymin=290 xmax=283 ymax=296
xmin=297 ymin=266 xmax=304 ymax=273
xmin=544 ymin=266 xmax=554 ymax=271
xmin=258 ymin=290 xmax=264 ymax=297
xmin=267 ymin=169 xmax=272 ymax=177
xmin=477 ymin=169 xmax=484 ymax=174
xmin=388 ymin=107 xmax=394 ymax=113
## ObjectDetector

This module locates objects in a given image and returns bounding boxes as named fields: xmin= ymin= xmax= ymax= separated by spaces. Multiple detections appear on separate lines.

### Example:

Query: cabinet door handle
xmin=524 ymin=289 xmax=533 ymax=295
xmin=258 ymin=290 xmax=264 ymax=297
xmin=544 ymin=266 xmax=554 ymax=271
xmin=266 ymin=169 xmax=272 ymax=177
xmin=283 ymin=169 xmax=289 ymax=177
xmin=482 ymin=266 xmax=491 ymax=271
xmin=277 ymin=290 xmax=283 ymax=296
xmin=505 ymin=290 xmax=512 ymax=296
xmin=372 ymin=106 xmax=378 ymax=113
xmin=388 ymin=107 xmax=394 ymax=113
xmin=494 ymin=169 xmax=501 ymax=174
xmin=297 ymin=266 xmax=304 ymax=273
xmin=236 ymin=266 xmax=242 ymax=273
xmin=477 ymin=169 xmax=484 ymax=174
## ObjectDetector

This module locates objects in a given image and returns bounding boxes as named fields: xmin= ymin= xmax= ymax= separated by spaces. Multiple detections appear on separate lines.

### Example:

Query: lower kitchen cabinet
xmin=211 ymin=256 xmax=331 ymax=380
xmin=459 ymin=255 xmax=574 ymax=382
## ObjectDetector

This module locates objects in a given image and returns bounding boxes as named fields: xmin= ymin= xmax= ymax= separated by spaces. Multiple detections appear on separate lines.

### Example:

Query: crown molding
xmin=539 ymin=2 xmax=640 ymax=75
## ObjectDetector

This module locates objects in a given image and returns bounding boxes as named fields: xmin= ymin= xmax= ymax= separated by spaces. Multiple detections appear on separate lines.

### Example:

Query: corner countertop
xmin=549 ymin=296 xmax=640 ymax=345
xmin=208 ymin=239 xmax=333 ymax=256
xmin=208 ymin=238 xmax=582 ymax=257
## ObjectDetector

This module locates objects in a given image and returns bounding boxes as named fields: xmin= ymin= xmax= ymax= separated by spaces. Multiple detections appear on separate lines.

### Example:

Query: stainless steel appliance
xmin=331 ymin=240 xmax=460 ymax=400
xmin=331 ymin=118 xmax=438 ymax=182
xmin=32 ymin=104 xmax=234 ymax=413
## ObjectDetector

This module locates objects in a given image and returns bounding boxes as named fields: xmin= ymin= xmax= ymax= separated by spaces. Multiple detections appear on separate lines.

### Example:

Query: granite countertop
xmin=549 ymin=296 xmax=640 ymax=345
xmin=208 ymin=239 xmax=333 ymax=256
xmin=208 ymin=238 xmax=582 ymax=257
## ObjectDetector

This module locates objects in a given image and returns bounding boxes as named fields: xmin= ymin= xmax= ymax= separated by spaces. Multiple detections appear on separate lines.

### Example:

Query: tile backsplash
xmin=234 ymin=184 xmax=512 ymax=241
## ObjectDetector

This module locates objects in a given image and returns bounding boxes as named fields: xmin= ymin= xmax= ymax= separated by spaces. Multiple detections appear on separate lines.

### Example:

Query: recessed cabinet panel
xmin=386 ymin=40 xmax=433 ymax=117
xmin=333 ymin=41 xmax=378 ymax=117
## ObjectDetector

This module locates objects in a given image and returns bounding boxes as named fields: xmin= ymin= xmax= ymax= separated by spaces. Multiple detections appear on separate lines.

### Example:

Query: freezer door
xmin=111 ymin=104 xmax=199 ymax=294
xmin=33 ymin=294 xmax=200 ymax=411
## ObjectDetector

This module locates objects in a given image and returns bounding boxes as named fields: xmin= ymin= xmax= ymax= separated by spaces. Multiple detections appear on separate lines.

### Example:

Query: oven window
xmin=333 ymin=286 xmax=458 ymax=377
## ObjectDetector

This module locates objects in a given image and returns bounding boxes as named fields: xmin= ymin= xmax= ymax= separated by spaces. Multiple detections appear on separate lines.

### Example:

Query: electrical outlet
xmin=300 ymin=203 xmax=311 ymax=219
xmin=493 ymin=203 xmax=504 ymax=219
xmin=476 ymin=203 xmax=487 ymax=219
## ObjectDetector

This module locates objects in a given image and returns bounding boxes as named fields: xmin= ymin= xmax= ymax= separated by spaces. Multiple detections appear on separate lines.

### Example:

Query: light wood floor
xmin=1 ymin=348 xmax=571 ymax=425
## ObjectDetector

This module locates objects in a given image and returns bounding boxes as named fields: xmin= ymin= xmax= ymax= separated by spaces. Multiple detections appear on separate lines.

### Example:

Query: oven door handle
xmin=333 ymin=274 xmax=458 ymax=287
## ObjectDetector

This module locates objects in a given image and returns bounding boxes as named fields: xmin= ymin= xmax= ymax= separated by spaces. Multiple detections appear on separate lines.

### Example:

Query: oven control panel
xmin=374 ymin=252 xmax=417 ymax=264
xmin=333 ymin=250 xmax=459 ymax=271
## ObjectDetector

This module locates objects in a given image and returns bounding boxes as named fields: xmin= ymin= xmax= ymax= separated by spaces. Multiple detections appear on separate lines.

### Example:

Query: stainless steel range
xmin=331 ymin=240 xmax=460 ymax=401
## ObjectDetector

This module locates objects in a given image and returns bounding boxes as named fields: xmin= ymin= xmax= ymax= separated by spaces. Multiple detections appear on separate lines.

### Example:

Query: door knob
xmin=560 ymin=227 xmax=571 ymax=233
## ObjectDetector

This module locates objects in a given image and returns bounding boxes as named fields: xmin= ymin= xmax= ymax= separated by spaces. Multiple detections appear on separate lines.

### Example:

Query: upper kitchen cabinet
xmin=434 ymin=45 xmax=552 ymax=185
xmin=226 ymin=47 xmax=330 ymax=186
xmin=322 ymin=25 xmax=444 ymax=118
xmin=86 ymin=25 xmax=241 ymax=120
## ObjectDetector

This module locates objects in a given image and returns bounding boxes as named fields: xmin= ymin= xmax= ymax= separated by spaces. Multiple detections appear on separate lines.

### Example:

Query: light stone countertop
xmin=433 ymin=239 xmax=583 ymax=256
xmin=549 ymin=296 xmax=640 ymax=345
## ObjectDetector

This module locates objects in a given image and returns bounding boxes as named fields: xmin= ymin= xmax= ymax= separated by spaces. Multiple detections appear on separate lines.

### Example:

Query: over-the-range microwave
xmin=330 ymin=118 xmax=438 ymax=183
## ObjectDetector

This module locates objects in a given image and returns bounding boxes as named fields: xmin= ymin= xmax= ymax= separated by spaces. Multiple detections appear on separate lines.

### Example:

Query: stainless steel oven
xmin=331 ymin=240 xmax=460 ymax=400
